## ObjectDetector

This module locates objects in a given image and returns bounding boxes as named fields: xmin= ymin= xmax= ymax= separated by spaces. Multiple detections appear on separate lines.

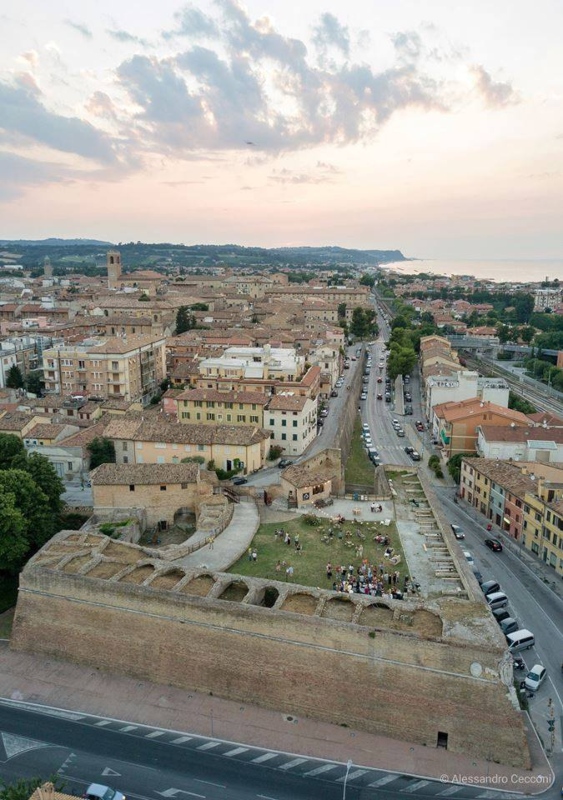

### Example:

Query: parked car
xmin=362 ymin=423 xmax=370 ymax=431
xmin=278 ymin=458 xmax=292 ymax=468
xmin=451 ymin=524 xmax=465 ymax=540
xmin=485 ymin=538 xmax=503 ymax=552
xmin=524 ymin=664 xmax=547 ymax=692
xmin=232 ymin=476 xmax=248 ymax=485
xmin=492 ymin=607 xmax=511 ymax=624
xmin=463 ymin=551 xmax=474 ymax=566
xmin=481 ymin=580 xmax=501 ymax=596
xmin=385 ymin=394 xmax=391 ymax=403
xmin=404 ymin=446 xmax=414 ymax=455
xmin=499 ymin=617 xmax=519 ymax=635
xmin=320 ymin=408 xmax=329 ymax=418
xmin=392 ymin=419 xmax=400 ymax=428
xmin=377 ymin=393 xmax=383 ymax=400
xmin=377 ymin=376 xmax=383 ymax=383
xmin=331 ymin=390 xmax=338 ymax=397
xmin=396 ymin=429 xmax=405 ymax=437
xmin=415 ymin=420 xmax=424 ymax=432
xmin=361 ymin=392 xmax=368 ymax=400
xmin=486 ymin=591 xmax=509 ymax=610
xmin=84 ymin=786 xmax=125 ymax=800
xmin=410 ymin=451 xmax=421 ymax=461
xmin=404 ymin=405 xmax=413 ymax=415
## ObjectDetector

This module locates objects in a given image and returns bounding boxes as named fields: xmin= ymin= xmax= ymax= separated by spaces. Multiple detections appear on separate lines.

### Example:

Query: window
xmin=206 ymin=401 xmax=214 ymax=408
xmin=207 ymin=413 xmax=215 ymax=421
xmin=226 ymin=414 xmax=232 ymax=422
xmin=237 ymin=415 xmax=246 ymax=423
xmin=281 ymin=433 xmax=286 ymax=440
xmin=123 ymin=456 xmax=129 ymax=464
xmin=198 ymin=444 xmax=205 ymax=451
xmin=181 ymin=412 xmax=190 ymax=419
xmin=67 ymin=462 xmax=73 ymax=471
xmin=281 ymin=419 xmax=287 ymax=427
xmin=250 ymin=415 xmax=259 ymax=423
xmin=160 ymin=485 xmax=167 ymax=492
xmin=155 ymin=442 xmax=166 ymax=449
xmin=112 ymin=361 xmax=119 ymax=370
xmin=129 ymin=485 xmax=135 ymax=492
xmin=270 ymin=418 xmax=275 ymax=425
xmin=292 ymin=434 xmax=297 ymax=441
xmin=181 ymin=482 xmax=188 ymax=489
xmin=292 ymin=420 xmax=298 ymax=427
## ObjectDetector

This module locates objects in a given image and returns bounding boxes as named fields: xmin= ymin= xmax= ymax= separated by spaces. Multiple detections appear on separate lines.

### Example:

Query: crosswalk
xmin=0 ymin=700 xmax=524 ymax=799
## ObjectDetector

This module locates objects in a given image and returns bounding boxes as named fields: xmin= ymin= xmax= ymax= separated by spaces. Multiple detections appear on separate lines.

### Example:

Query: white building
xmin=476 ymin=424 xmax=563 ymax=464
xmin=199 ymin=345 xmax=305 ymax=383
xmin=264 ymin=392 xmax=318 ymax=456
xmin=425 ymin=370 xmax=509 ymax=418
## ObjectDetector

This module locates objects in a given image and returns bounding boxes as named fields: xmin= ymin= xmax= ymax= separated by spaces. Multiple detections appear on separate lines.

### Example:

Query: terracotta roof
xmin=281 ymin=457 xmax=340 ymax=488
xmin=24 ymin=423 xmax=69 ymax=440
xmin=441 ymin=399 xmax=529 ymax=425
xmin=0 ymin=412 xmax=36 ymax=431
xmin=479 ymin=424 xmax=563 ymax=444
xmin=463 ymin=458 xmax=537 ymax=498
xmin=58 ymin=421 xmax=110 ymax=448
xmin=527 ymin=411 xmax=563 ymax=427
xmin=267 ymin=394 xmax=308 ymax=411
xmin=104 ymin=415 xmax=270 ymax=446
xmin=91 ymin=462 xmax=200 ymax=485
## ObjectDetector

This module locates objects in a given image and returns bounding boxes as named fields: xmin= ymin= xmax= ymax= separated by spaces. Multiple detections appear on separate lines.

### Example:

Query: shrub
xmin=303 ymin=513 xmax=321 ymax=526
xmin=268 ymin=445 xmax=283 ymax=460
xmin=428 ymin=455 xmax=440 ymax=468
xmin=435 ymin=468 xmax=444 ymax=479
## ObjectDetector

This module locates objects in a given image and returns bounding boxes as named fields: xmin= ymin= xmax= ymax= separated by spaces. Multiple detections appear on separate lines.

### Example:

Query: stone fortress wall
xmin=11 ymin=530 xmax=530 ymax=768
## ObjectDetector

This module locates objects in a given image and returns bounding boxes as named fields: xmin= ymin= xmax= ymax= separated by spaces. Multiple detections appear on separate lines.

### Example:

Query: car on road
xmin=405 ymin=446 xmax=414 ymax=455
xmin=499 ymin=617 xmax=519 ymax=635
xmin=320 ymin=408 xmax=329 ymax=418
xmin=362 ymin=423 xmax=370 ymax=431
xmin=415 ymin=420 xmax=424 ymax=431
xmin=404 ymin=393 xmax=412 ymax=402
xmin=232 ymin=476 xmax=248 ymax=485
xmin=351 ymin=356 xmax=357 ymax=361
xmin=486 ymin=591 xmax=508 ymax=610
xmin=524 ymin=664 xmax=547 ymax=692
xmin=492 ymin=607 xmax=511 ymax=624
xmin=392 ymin=419 xmax=400 ymax=428
xmin=377 ymin=393 xmax=383 ymax=400
xmin=410 ymin=450 xmax=421 ymax=461
xmin=481 ymin=580 xmax=501 ymax=596
xmin=385 ymin=394 xmax=391 ymax=403
xmin=485 ymin=538 xmax=503 ymax=552
xmin=463 ymin=550 xmax=475 ymax=566
xmin=450 ymin=524 xmax=465 ymax=540
xmin=404 ymin=405 xmax=413 ymax=415
xmin=361 ymin=392 xmax=368 ymax=400
xmin=278 ymin=458 xmax=293 ymax=468
xmin=84 ymin=785 xmax=125 ymax=800
xmin=396 ymin=429 xmax=405 ymax=437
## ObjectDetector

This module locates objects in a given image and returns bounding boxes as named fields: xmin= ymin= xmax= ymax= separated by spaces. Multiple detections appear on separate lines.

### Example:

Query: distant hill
xmin=0 ymin=240 xmax=408 ymax=271
xmin=0 ymin=238 xmax=113 ymax=247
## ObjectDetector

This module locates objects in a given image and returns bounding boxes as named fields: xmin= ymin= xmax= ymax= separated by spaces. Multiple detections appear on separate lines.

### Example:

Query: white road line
xmin=170 ymin=736 xmax=192 ymax=744
xmin=437 ymin=786 xmax=464 ymax=796
xmin=119 ymin=725 xmax=137 ymax=733
xmin=197 ymin=741 xmax=221 ymax=750
xmin=95 ymin=720 xmax=112 ymax=727
xmin=336 ymin=769 xmax=368 ymax=782
xmin=303 ymin=764 xmax=338 ymax=777
xmin=251 ymin=752 xmax=278 ymax=763
xmin=145 ymin=731 xmax=165 ymax=738
xmin=278 ymin=757 xmax=307 ymax=770
xmin=368 ymin=774 xmax=400 ymax=787
xmin=403 ymin=780 xmax=431 ymax=792
xmin=222 ymin=746 xmax=248 ymax=757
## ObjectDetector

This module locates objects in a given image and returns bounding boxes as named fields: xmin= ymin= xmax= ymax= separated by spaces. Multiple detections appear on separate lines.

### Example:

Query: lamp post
xmin=343 ymin=759 xmax=353 ymax=800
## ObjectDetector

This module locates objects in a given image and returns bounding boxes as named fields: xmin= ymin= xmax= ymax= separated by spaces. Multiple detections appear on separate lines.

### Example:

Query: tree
xmin=0 ymin=777 xmax=66 ymax=800
xmin=5 ymin=365 xmax=23 ymax=389
xmin=10 ymin=452 xmax=64 ymax=514
xmin=359 ymin=273 xmax=375 ymax=287
xmin=519 ymin=326 xmax=535 ymax=344
xmin=190 ymin=302 xmax=209 ymax=311
xmin=87 ymin=437 xmax=116 ymax=469
xmin=0 ymin=434 xmax=24 ymax=470
xmin=0 ymin=470 xmax=55 ymax=564
xmin=0 ymin=493 xmax=28 ymax=573
xmin=176 ymin=306 xmax=195 ymax=334
xmin=24 ymin=369 xmax=44 ymax=396
xmin=447 ymin=453 xmax=477 ymax=484
xmin=337 ymin=302 xmax=347 ymax=319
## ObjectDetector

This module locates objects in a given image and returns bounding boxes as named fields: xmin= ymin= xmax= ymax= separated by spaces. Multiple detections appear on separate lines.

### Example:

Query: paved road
xmin=0 ymin=703 xmax=541 ymax=800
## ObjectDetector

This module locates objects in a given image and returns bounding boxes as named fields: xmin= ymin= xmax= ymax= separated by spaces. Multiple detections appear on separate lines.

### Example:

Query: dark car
xmin=492 ymin=607 xmax=511 ymax=624
xmin=410 ymin=451 xmax=421 ymax=461
xmin=232 ymin=476 xmax=248 ymax=485
xmin=377 ymin=393 xmax=383 ymax=400
xmin=415 ymin=420 xmax=424 ymax=431
xmin=499 ymin=617 xmax=519 ymax=635
xmin=278 ymin=458 xmax=292 ymax=468
xmin=451 ymin=524 xmax=465 ymax=540
xmin=405 ymin=446 xmax=414 ymax=455
xmin=485 ymin=538 xmax=503 ymax=552
xmin=331 ymin=390 xmax=339 ymax=397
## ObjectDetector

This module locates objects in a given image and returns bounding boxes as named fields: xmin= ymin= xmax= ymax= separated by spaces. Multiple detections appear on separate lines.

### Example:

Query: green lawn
xmin=344 ymin=415 xmax=375 ymax=486
xmin=228 ymin=515 xmax=408 ymax=589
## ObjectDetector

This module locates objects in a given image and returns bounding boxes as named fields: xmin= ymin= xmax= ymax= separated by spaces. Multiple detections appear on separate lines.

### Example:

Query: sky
xmin=1 ymin=0 xmax=563 ymax=260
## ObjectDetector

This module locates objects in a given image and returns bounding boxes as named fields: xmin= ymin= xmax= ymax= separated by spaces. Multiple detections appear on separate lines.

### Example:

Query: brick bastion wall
xmin=11 ymin=531 xmax=530 ymax=768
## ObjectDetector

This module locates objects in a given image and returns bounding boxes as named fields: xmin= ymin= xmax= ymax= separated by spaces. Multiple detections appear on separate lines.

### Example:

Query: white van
xmin=486 ymin=591 xmax=508 ymax=610
xmin=506 ymin=629 xmax=535 ymax=653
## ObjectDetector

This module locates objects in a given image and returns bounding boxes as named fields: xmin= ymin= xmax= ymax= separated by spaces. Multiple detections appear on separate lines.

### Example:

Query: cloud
xmin=0 ymin=79 xmax=119 ymax=164
xmin=107 ymin=28 xmax=150 ymax=47
xmin=85 ymin=91 xmax=118 ymax=120
xmin=312 ymin=13 xmax=350 ymax=57
xmin=163 ymin=5 xmax=219 ymax=39
xmin=65 ymin=20 xmax=93 ymax=39
xmin=269 ymin=164 xmax=340 ymax=185
xmin=471 ymin=65 xmax=518 ymax=108
xmin=0 ymin=151 xmax=73 ymax=201
xmin=116 ymin=4 xmax=446 ymax=156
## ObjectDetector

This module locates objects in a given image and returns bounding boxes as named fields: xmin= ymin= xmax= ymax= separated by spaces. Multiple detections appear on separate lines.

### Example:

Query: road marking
xmin=119 ymin=725 xmax=137 ymax=733
xmin=102 ymin=768 xmax=122 ymax=777
xmin=278 ymin=757 xmax=307 ymax=770
xmin=95 ymin=720 xmax=112 ymax=727
xmin=368 ymin=774 xmax=400 ymax=787
xmin=336 ymin=769 xmax=368 ymax=782
xmin=303 ymin=763 xmax=338 ymax=777
xmin=193 ymin=780 xmax=226 ymax=789
xmin=170 ymin=736 xmax=192 ymax=744
xmin=403 ymin=780 xmax=431 ymax=792
xmin=196 ymin=741 xmax=220 ymax=750
xmin=257 ymin=796 xmax=279 ymax=800
xmin=145 ymin=731 xmax=165 ymax=738
xmin=222 ymin=746 xmax=248 ymax=757
xmin=437 ymin=787 xmax=464 ymax=796
xmin=157 ymin=791 xmax=205 ymax=799
xmin=0 ymin=733 xmax=49 ymax=759
xmin=251 ymin=752 xmax=278 ymax=763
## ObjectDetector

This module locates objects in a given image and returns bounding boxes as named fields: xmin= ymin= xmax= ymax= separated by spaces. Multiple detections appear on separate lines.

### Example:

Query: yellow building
xmin=104 ymin=416 xmax=270 ymax=474
xmin=523 ymin=480 xmax=563 ymax=576
xmin=42 ymin=335 xmax=166 ymax=403
xmin=176 ymin=388 xmax=268 ymax=426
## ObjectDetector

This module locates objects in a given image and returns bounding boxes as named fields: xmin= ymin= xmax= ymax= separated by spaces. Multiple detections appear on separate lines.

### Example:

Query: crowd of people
xmin=326 ymin=560 xmax=419 ymax=598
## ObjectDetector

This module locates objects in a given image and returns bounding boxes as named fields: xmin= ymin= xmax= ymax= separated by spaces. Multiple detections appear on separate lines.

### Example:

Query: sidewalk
xmin=0 ymin=643 xmax=553 ymax=793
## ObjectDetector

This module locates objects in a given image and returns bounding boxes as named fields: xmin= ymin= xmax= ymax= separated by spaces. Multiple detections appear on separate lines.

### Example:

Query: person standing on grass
xmin=326 ymin=562 xmax=332 ymax=579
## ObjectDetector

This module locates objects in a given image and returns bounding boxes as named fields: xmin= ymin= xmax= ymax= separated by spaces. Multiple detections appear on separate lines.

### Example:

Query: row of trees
xmin=3 ymin=365 xmax=44 ymax=395
xmin=0 ymin=434 xmax=64 ymax=574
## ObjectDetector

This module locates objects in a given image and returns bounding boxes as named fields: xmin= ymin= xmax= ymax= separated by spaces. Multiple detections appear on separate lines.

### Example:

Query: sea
xmin=381 ymin=259 xmax=563 ymax=285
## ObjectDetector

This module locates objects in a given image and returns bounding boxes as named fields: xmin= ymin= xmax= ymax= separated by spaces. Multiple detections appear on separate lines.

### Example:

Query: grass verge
xmin=344 ymin=415 xmax=375 ymax=486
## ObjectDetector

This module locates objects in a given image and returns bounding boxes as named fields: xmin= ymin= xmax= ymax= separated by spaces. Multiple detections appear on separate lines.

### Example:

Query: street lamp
xmin=343 ymin=758 xmax=353 ymax=800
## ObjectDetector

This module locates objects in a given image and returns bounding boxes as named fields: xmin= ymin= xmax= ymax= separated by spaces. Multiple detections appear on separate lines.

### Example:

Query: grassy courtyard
xmin=229 ymin=514 xmax=408 ymax=589
xmin=344 ymin=415 xmax=376 ymax=486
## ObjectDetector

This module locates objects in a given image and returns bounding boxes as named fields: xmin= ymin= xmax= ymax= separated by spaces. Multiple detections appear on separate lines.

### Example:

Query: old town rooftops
xmin=90 ymin=462 xmax=200 ymax=485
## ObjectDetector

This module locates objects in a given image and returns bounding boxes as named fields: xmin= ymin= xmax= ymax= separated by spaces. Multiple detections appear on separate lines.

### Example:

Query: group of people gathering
xmin=326 ymin=560 xmax=419 ymax=598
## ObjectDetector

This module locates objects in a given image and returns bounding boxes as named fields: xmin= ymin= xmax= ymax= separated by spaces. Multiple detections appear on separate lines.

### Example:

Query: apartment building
xmin=176 ymin=389 xmax=268 ymax=426
xmin=42 ymin=335 xmax=166 ymax=403
xmin=264 ymin=392 xmax=317 ymax=456
xmin=476 ymin=424 xmax=563 ymax=464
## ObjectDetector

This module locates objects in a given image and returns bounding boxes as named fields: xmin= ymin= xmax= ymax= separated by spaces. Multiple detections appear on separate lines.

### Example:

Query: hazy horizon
xmin=2 ymin=1 xmax=562 ymax=260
